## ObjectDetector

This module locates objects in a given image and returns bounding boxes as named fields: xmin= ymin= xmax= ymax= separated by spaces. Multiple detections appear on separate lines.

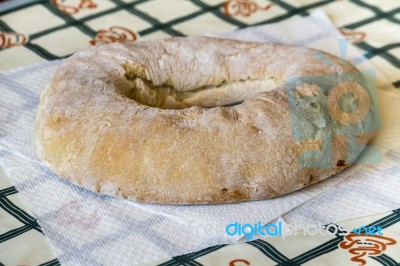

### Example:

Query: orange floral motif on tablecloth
xmin=339 ymin=234 xmax=397 ymax=265
xmin=0 ymin=32 xmax=27 ymax=49
xmin=229 ymin=259 xmax=251 ymax=265
xmin=90 ymin=26 xmax=138 ymax=45
xmin=339 ymin=28 xmax=366 ymax=44
xmin=52 ymin=0 xmax=97 ymax=15
xmin=224 ymin=0 xmax=274 ymax=17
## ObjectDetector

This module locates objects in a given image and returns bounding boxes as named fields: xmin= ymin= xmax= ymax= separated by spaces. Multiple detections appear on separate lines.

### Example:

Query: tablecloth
xmin=1 ymin=1 xmax=399 ymax=265
xmin=0 ymin=0 xmax=399 ymax=90
xmin=144 ymin=208 xmax=400 ymax=266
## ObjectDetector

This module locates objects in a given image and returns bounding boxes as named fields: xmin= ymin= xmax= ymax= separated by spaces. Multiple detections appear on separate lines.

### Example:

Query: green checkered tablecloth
xmin=143 ymin=209 xmax=400 ymax=266
xmin=0 ymin=169 xmax=60 ymax=266
xmin=0 ymin=0 xmax=399 ymax=89
xmin=1 ymin=0 xmax=400 ymax=265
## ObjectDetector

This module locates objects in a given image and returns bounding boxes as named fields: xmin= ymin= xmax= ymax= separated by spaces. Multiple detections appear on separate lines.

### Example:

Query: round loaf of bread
xmin=34 ymin=37 xmax=377 ymax=204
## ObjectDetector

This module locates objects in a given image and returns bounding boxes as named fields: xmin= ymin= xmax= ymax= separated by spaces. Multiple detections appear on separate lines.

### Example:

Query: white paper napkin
xmin=0 ymin=10 xmax=399 ymax=265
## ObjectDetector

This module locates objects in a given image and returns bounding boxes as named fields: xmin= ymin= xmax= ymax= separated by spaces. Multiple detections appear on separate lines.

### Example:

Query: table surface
xmin=0 ymin=1 xmax=399 ymax=265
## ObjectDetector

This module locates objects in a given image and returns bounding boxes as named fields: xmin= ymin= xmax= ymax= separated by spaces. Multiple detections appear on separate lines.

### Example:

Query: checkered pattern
xmin=146 ymin=209 xmax=400 ymax=266
xmin=1 ymin=1 xmax=400 ymax=265
xmin=0 ymin=0 xmax=399 ymax=88
xmin=0 ymin=174 xmax=60 ymax=265
xmin=0 ymin=186 xmax=42 ymax=242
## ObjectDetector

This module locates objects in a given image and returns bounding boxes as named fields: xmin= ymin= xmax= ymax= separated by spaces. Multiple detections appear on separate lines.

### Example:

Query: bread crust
xmin=34 ymin=37 xmax=377 ymax=204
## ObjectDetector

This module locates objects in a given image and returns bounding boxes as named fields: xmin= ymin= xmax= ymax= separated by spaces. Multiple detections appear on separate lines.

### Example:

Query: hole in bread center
xmin=123 ymin=66 xmax=280 ymax=109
